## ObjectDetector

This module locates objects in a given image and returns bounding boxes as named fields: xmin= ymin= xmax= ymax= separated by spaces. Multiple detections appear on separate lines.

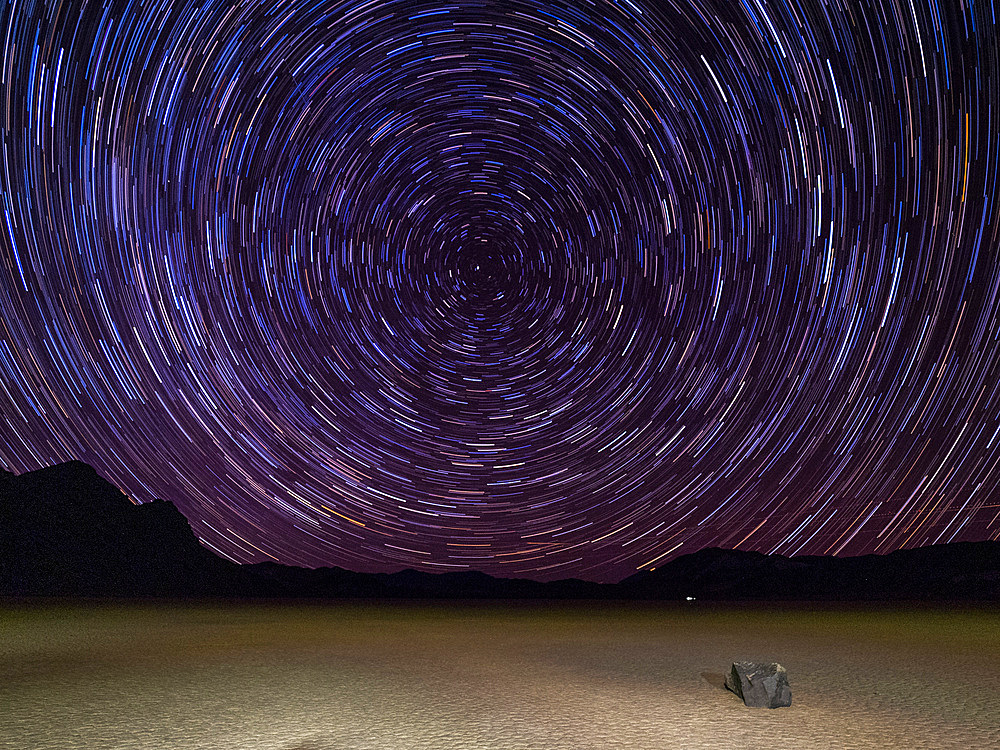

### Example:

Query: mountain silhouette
xmin=2 ymin=462 xmax=998 ymax=600
xmin=0 ymin=462 xmax=256 ymax=596
xmin=617 ymin=543 xmax=1000 ymax=600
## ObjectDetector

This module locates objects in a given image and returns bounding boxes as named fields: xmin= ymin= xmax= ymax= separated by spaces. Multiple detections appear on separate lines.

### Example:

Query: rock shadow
xmin=700 ymin=671 xmax=728 ymax=691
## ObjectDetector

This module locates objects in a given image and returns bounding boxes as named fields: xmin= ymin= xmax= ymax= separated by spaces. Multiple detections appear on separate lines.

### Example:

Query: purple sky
xmin=1 ymin=0 xmax=998 ymax=582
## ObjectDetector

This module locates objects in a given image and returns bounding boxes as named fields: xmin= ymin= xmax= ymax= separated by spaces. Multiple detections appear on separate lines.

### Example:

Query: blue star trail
xmin=1 ymin=0 xmax=999 ymax=581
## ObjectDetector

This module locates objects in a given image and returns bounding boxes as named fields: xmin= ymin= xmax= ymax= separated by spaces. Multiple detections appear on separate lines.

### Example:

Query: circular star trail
xmin=2 ymin=0 xmax=999 ymax=581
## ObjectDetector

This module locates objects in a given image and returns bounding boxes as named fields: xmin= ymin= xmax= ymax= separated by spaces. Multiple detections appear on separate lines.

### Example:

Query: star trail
xmin=2 ymin=0 xmax=999 ymax=582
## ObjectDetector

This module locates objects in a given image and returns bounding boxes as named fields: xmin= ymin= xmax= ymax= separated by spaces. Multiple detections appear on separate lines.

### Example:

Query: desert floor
xmin=2 ymin=602 xmax=997 ymax=749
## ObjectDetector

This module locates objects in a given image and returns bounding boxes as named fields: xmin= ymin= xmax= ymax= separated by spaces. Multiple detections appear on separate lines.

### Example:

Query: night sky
xmin=1 ymin=0 xmax=999 ymax=582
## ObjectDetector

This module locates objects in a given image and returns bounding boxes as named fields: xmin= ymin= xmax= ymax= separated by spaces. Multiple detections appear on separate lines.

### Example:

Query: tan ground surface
xmin=1 ymin=603 xmax=997 ymax=750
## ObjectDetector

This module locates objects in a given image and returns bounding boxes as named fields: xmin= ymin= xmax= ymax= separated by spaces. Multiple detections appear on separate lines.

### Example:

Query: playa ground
xmin=2 ymin=602 xmax=997 ymax=749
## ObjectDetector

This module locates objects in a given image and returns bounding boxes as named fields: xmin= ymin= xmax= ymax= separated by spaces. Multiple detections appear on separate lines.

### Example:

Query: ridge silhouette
xmin=2 ymin=462 xmax=998 ymax=600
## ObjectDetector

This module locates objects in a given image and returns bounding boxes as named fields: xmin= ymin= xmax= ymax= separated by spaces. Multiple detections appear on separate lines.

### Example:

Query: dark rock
xmin=725 ymin=661 xmax=792 ymax=708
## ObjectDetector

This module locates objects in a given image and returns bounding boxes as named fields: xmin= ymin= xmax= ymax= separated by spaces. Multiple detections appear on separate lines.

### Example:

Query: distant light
xmin=686 ymin=596 xmax=696 ymax=601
